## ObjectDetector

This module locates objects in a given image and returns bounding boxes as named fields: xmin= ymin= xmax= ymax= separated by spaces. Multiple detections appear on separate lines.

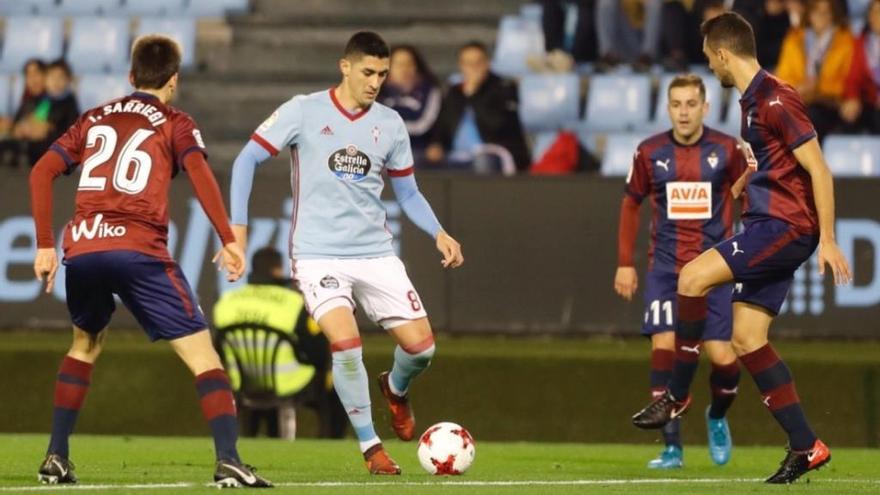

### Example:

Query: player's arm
xmin=793 ymin=138 xmax=852 ymax=285
xmin=730 ymin=139 xmax=754 ymax=200
xmin=29 ymin=149 xmax=68 ymax=293
xmin=183 ymin=152 xmax=245 ymax=282
xmin=615 ymin=148 xmax=647 ymax=301
xmin=389 ymin=172 xmax=462 ymax=268
xmin=230 ymin=99 xmax=302 ymax=250
xmin=229 ymin=140 xmax=273 ymax=251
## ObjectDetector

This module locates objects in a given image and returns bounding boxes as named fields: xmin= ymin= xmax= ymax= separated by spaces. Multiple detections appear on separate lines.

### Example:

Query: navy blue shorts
xmin=63 ymin=250 xmax=208 ymax=341
xmin=715 ymin=217 xmax=819 ymax=315
xmin=641 ymin=270 xmax=732 ymax=340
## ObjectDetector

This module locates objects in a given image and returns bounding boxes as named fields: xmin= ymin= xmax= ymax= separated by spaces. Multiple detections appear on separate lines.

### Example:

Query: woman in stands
xmin=775 ymin=0 xmax=854 ymax=140
xmin=840 ymin=0 xmax=880 ymax=133
xmin=379 ymin=45 xmax=441 ymax=164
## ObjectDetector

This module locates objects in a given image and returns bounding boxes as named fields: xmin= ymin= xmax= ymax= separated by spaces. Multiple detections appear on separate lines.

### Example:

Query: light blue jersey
xmin=250 ymin=89 xmax=416 ymax=259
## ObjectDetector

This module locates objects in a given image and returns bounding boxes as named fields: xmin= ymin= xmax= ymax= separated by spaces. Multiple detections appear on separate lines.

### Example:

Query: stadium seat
xmin=531 ymin=131 xmax=558 ymax=161
xmin=0 ymin=0 xmax=57 ymax=16
xmin=0 ymin=17 xmax=64 ymax=72
xmin=187 ymin=0 xmax=250 ymax=16
xmin=518 ymin=73 xmax=580 ymax=131
xmin=10 ymin=73 xmax=24 ymax=114
xmin=67 ymin=18 xmax=131 ymax=74
xmin=583 ymin=74 xmax=651 ymax=132
xmin=0 ymin=74 xmax=11 ymax=117
xmin=121 ymin=0 xmax=186 ymax=16
xmin=57 ymin=0 xmax=121 ymax=15
xmin=723 ymin=89 xmax=742 ymax=136
xmin=76 ymin=73 xmax=132 ymax=110
xmin=822 ymin=135 xmax=880 ymax=177
xmin=519 ymin=3 xmax=543 ymax=21
xmin=492 ymin=15 xmax=545 ymax=77
xmin=652 ymin=73 xmax=724 ymax=129
xmin=136 ymin=18 xmax=197 ymax=68
xmin=600 ymin=133 xmax=645 ymax=176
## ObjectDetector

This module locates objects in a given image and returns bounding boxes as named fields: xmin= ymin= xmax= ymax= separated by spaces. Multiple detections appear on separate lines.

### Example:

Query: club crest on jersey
xmin=328 ymin=144 xmax=371 ymax=182
xmin=707 ymin=152 xmax=719 ymax=169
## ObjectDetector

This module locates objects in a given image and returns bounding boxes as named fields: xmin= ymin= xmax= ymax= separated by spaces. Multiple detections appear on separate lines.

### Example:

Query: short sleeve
xmin=172 ymin=113 xmax=208 ymax=168
xmin=386 ymin=115 xmax=414 ymax=177
xmin=49 ymin=115 xmax=87 ymax=170
xmin=251 ymin=96 xmax=303 ymax=156
xmin=624 ymin=145 xmax=650 ymax=203
xmin=764 ymin=87 xmax=816 ymax=151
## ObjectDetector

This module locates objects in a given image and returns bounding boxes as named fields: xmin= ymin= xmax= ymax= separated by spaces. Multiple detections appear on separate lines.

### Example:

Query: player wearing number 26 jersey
xmin=28 ymin=35 xmax=270 ymax=488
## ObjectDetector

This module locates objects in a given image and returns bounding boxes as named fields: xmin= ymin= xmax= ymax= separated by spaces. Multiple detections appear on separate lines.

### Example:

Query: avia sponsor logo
xmin=70 ymin=214 xmax=127 ymax=242
xmin=666 ymin=181 xmax=712 ymax=220
xmin=328 ymin=144 xmax=371 ymax=182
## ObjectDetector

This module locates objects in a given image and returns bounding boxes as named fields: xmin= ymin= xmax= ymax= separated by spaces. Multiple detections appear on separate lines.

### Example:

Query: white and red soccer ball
xmin=417 ymin=422 xmax=476 ymax=475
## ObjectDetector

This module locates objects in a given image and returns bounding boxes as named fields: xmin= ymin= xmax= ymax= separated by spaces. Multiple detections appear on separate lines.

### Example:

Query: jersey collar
xmin=741 ymin=69 xmax=768 ymax=102
xmin=329 ymin=88 xmax=371 ymax=122
xmin=130 ymin=91 xmax=161 ymax=101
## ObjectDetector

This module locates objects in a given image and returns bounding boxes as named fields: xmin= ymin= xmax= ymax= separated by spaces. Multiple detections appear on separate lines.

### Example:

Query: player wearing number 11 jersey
xmin=28 ymin=35 xmax=270 ymax=488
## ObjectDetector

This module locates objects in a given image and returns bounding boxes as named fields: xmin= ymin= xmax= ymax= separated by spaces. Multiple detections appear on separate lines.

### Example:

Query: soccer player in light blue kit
xmin=229 ymin=32 xmax=464 ymax=475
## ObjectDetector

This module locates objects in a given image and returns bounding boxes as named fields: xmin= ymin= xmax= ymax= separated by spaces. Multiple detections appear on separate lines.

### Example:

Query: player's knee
xmin=69 ymin=328 xmax=105 ymax=362
xmin=730 ymin=332 xmax=766 ymax=357
xmin=651 ymin=331 xmax=675 ymax=351
xmin=678 ymin=263 xmax=709 ymax=297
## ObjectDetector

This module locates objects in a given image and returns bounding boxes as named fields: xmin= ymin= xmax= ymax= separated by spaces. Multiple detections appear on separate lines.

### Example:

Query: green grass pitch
xmin=1 ymin=434 xmax=878 ymax=494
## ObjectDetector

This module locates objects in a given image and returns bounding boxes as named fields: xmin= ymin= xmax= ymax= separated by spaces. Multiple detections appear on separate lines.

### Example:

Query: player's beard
xmin=718 ymin=71 xmax=735 ymax=89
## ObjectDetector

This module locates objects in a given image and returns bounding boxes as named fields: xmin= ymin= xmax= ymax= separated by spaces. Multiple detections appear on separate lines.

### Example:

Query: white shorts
xmin=291 ymin=256 xmax=428 ymax=329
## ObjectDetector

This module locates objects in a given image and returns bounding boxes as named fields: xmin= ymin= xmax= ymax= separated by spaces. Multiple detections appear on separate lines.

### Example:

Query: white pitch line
xmin=3 ymin=478 xmax=879 ymax=491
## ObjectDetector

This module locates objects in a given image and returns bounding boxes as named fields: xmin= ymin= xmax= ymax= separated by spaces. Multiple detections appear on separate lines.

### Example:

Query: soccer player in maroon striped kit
xmin=631 ymin=12 xmax=852 ymax=484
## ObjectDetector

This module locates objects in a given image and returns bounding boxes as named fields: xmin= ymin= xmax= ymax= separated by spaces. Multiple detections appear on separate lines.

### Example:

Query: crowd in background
xmin=381 ymin=0 xmax=880 ymax=174
xmin=0 ymin=58 xmax=79 ymax=168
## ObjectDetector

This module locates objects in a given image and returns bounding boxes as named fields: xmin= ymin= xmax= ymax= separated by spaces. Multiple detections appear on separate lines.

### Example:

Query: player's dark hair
xmin=343 ymin=31 xmax=390 ymax=60
xmin=249 ymin=247 xmax=283 ymax=284
xmin=458 ymin=40 xmax=489 ymax=57
xmin=668 ymin=74 xmax=706 ymax=101
xmin=130 ymin=35 xmax=181 ymax=89
xmin=47 ymin=59 xmax=73 ymax=79
xmin=700 ymin=11 xmax=757 ymax=59
xmin=389 ymin=44 xmax=438 ymax=85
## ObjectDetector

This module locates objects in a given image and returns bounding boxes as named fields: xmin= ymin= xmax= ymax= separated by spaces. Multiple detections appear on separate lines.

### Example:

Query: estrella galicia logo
xmin=320 ymin=276 xmax=340 ymax=289
xmin=329 ymin=144 xmax=371 ymax=181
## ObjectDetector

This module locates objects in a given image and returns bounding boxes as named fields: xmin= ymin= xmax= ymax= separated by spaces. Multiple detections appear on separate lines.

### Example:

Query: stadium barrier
xmin=2 ymin=171 xmax=880 ymax=337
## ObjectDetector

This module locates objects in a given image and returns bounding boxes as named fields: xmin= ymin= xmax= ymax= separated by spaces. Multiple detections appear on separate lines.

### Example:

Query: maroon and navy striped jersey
xmin=738 ymin=70 xmax=818 ymax=234
xmin=625 ymin=127 xmax=747 ymax=273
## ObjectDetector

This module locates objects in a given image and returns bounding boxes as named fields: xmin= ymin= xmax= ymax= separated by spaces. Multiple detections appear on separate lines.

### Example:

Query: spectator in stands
xmin=595 ymin=0 xmax=663 ymax=72
xmin=213 ymin=247 xmax=347 ymax=440
xmin=753 ymin=0 xmax=797 ymax=69
xmin=379 ymin=45 xmax=441 ymax=163
xmin=426 ymin=41 xmax=530 ymax=173
xmin=776 ymin=0 xmax=853 ymax=139
xmin=840 ymin=0 xmax=880 ymax=133
xmin=6 ymin=59 xmax=48 ymax=167
xmin=42 ymin=60 xmax=80 ymax=153
xmin=537 ymin=0 xmax=597 ymax=66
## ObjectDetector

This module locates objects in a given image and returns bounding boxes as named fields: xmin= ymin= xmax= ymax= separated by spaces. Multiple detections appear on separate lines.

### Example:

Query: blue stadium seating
xmin=519 ymin=3 xmax=542 ymax=21
xmin=122 ymin=0 xmax=186 ymax=16
xmin=57 ymin=0 xmax=121 ymax=15
xmin=492 ymin=15 xmax=544 ymax=77
xmin=652 ymin=74 xmax=724 ymax=130
xmin=518 ymin=73 xmax=580 ymax=131
xmin=600 ymin=133 xmax=646 ymax=176
xmin=67 ymin=17 xmax=131 ymax=74
xmin=723 ymin=88 xmax=742 ymax=136
xmin=583 ymin=74 xmax=651 ymax=132
xmin=187 ymin=0 xmax=249 ymax=16
xmin=0 ymin=73 xmax=11 ymax=117
xmin=0 ymin=0 xmax=57 ymax=16
xmin=0 ymin=17 xmax=64 ymax=71
xmin=76 ymin=73 xmax=132 ymax=110
xmin=531 ymin=131 xmax=558 ymax=161
xmin=823 ymin=135 xmax=880 ymax=177
xmin=136 ymin=17 xmax=197 ymax=67
xmin=10 ymin=73 xmax=23 ymax=114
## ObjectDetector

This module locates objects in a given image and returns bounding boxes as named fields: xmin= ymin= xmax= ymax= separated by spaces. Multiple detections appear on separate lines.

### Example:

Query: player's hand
xmin=33 ymin=247 xmax=58 ymax=294
xmin=425 ymin=144 xmax=444 ymax=163
xmin=731 ymin=168 xmax=753 ymax=199
xmin=212 ymin=241 xmax=247 ymax=282
xmin=614 ymin=266 xmax=638 ymax=301
xmin=436 ymin=230 xmax=463 ymax=268
xmin=817 ymin=239 xmax=852 ymax=286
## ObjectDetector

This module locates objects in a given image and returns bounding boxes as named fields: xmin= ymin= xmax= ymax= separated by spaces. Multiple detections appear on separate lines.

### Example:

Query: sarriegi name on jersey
xmin=328 ymin=145 xmax=371 ymax=181
xmin=92 ymin=100 xmax=167 ymax=127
